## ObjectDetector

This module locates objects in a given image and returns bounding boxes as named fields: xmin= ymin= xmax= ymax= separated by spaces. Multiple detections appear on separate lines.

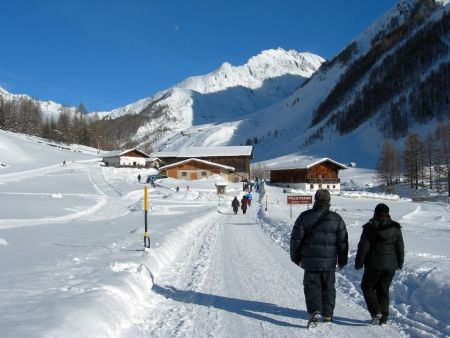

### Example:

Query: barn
xmin=159 ymin=158 xmax=235 ymax=181
xmin=151 ymin=146 xmax=253 ymax=182
xmin=269 ymin=158 xmax=347 ymax=191
xmin=102 ymin=148 xmax=149 ymax=167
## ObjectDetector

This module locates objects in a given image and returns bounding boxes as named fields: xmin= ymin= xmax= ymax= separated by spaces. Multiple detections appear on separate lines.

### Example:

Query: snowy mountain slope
xmin=230 ymin=0 xmax=450 ymax=166
xmin=0 ymin=129 xmax=96 ymax=175
xmin=176 ymin=49 xmax=323 ymax=94
xmin=96 ymin=48 xmax=324 ymax=149
xmin=0 ymin=86 xmax=74 ymax=120
xmin=153 ymin=0 xmax=450 ymax=168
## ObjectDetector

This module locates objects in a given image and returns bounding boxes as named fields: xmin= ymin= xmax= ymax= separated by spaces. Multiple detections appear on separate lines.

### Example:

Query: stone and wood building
xmin=269 ymin=157 xmax=347 ymax=191
xmin=151 ymin=146 xmax=253 ymax=182
xmin=102 ymin=148 xmax=150 ymax=167
xmin=159 ymin=158 xmax=235 ymax=181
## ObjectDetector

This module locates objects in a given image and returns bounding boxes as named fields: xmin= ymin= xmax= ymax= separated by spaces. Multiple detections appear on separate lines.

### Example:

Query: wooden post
xmin=144 ymin=186 xmax=150 ymax=251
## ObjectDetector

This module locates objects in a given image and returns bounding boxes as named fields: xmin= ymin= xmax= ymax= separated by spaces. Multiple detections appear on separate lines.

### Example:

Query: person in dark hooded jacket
xmin=355 ymin=203 xmax=404 ymax=325
xmin=240 ymin=196 xmax=248 ymax=214
xmin=231 ymin=197 xmax=240 ymax=214
xmin=290 ymin=189 xmax=348 ymax=326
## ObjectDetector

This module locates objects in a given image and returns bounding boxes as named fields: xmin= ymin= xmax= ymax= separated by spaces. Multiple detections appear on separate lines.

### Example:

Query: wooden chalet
xmin=269 ymin=157 xmax=347 ymax=191
xmin=159 ymin=158 xmax=235 ymax=181
xmin=102 ymin=148 xmax=149 ymax=167
xmin=151 ymin=146 xmax=253 ymax=182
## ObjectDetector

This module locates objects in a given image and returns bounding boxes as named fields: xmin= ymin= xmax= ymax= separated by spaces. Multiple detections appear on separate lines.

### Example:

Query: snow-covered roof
xmin=151 ymin=146 xmax=253 ymax=158
xmin=146 ymin=157 xmax=162 ymax=162
xmin=159 ymin=158 xmax=235 ymax=171
xmin=102 ymin=148 xmax=149 ymax=159
xmin=268 ymin=158 xmax=347 ymax=171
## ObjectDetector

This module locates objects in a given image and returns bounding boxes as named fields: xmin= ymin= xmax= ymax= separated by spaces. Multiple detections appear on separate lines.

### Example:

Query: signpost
xmin=144 ymin=186 xmax=150 ymax=251
xmin=287 ymin=195 xmax=313 ymax=219
xmin=215 ymin=182 xmax=227 ymax=206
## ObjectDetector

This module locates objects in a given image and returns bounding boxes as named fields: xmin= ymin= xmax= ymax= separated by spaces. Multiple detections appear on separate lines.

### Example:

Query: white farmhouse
xmin=102 ymin=148 xmax=149 ymax=167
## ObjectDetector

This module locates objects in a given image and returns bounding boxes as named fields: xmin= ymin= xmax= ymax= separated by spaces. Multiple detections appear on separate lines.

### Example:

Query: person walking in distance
xmin=290 ymin=189 xmax=348 ymax=328
xmin=137 ymin=174 xmax=141 ymax=183
xmin=355 ymin=203 xmax=404 ymax=325
xmin=231 ymin=196 xmax=240 ymax=215
xmin=245 ymin=192 xmax=252 ymax=207
xmin=240 ymin=196 xmax=248 ymax=214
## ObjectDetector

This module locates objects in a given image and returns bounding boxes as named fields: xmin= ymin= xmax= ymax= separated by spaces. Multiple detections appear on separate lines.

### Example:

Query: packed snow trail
xmin=135 ymin=196 xmax=406 ymax=337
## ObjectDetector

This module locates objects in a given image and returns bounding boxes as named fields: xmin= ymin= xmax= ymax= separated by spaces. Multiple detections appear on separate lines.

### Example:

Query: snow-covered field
xmin=0 ymin=130 xmax=449 ymax=337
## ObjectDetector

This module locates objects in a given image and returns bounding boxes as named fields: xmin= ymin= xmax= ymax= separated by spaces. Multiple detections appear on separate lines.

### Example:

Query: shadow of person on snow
xmin=152 ymin=284 xmax=307 ymax=328
xmin=331 ymin=316 xmax=368 ymax=327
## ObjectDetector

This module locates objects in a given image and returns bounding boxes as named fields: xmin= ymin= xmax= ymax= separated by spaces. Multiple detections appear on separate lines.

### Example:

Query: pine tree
xmin=403 ymin=133 xmax=424 ymax=189
xmin=377 ymin=140 xmax=401 ymax=187
xmin=0 ymin=97 xmax=5 ymax=129
xmin=434 ymin=122 xmax=450 ymax=196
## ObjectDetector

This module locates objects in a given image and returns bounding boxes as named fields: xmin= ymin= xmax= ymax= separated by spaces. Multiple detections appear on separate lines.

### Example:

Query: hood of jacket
xmin=363 ymin=218 xmax=401 ymax=241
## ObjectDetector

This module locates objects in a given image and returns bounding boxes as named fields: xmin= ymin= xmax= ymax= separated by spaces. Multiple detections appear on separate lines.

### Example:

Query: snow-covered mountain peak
xmin=0 ymin=86 xmax=73 ymax=119
xmin=177 ymin=48 xmax=324 ymax=94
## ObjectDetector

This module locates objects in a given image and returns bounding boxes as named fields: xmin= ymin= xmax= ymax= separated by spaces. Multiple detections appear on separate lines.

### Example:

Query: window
xmin=201 ymin=171 xmax=207 ymax=176
xmin=181 ymin=172 xmax=187 ymax=177
xmin=310 ymin=184 xmax=314 ymax=189
xmin=333 ymin=185 xmax=336 ymax=189
xmin=327 ymin=185 xmax=330 ymax=189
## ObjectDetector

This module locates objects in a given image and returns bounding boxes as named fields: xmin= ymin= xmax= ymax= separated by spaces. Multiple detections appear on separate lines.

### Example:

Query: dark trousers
xmin=361 ymin=269 xmax=395 ymax=317
xmin=303 ymin=270 xmax=336 ymax=317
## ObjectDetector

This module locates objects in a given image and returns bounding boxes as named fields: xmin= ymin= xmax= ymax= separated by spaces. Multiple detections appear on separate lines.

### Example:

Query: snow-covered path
xmin=1 ymin=133 xmax=449 ymax=337
xmin=135 ymin=198 xmax=405 ymax=337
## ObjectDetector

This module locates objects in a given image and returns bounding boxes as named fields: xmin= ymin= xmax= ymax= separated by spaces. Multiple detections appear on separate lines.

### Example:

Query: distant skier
xmin=137 ymin=174 xmax=141 ymax=183
xmin=355 ymin=203 xmax=404 ymax=325
xmin=62 ymin=160 xmax=66 ymax=167
xmin=176 ymin=186 xmax=180 ymax=192
xmin=186 ymin=185 xmax=190 ymax=192
xmin=231 ymin=196 xmax=240 ymax=214
xmin=290 ymin=189 xmax=348 ymax=328
xmin=240 ymin=196 xmax=248 ymax=214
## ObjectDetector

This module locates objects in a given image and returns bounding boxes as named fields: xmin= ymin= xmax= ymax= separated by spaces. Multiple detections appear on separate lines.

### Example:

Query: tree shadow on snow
xmin=152 ymin=284 xmax=306 ymax=328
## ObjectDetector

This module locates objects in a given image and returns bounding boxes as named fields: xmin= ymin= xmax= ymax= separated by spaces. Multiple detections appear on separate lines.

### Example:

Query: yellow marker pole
xmin=144 ymin=186 xmax=150 ymax=250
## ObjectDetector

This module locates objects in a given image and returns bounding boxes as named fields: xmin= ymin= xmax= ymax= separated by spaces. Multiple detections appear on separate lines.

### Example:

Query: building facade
xmin=159 ymin=158 xmax=235 ymax=181
xmin=102 ymin=148 xmax=149 ymax=167
xmin=151 ymin=146 xmax=252 ymax=182
xmin=269 ymin=158 xmax=347 ymax=191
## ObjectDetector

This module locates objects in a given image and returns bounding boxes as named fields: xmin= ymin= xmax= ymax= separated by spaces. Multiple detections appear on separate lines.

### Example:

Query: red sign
xmin=287 ymin=195 xmax=312 ymax=205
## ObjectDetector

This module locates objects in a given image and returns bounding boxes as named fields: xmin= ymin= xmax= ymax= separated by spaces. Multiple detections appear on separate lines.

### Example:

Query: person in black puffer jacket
xmin=355 ymin=203 xmax=404 ymax=325
xmin=290 ymin=189 xmax=348 ymax=324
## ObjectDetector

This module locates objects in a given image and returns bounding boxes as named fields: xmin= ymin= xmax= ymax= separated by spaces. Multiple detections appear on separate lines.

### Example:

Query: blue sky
xmin=0 ymin=0 xmax=395 ymax=111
